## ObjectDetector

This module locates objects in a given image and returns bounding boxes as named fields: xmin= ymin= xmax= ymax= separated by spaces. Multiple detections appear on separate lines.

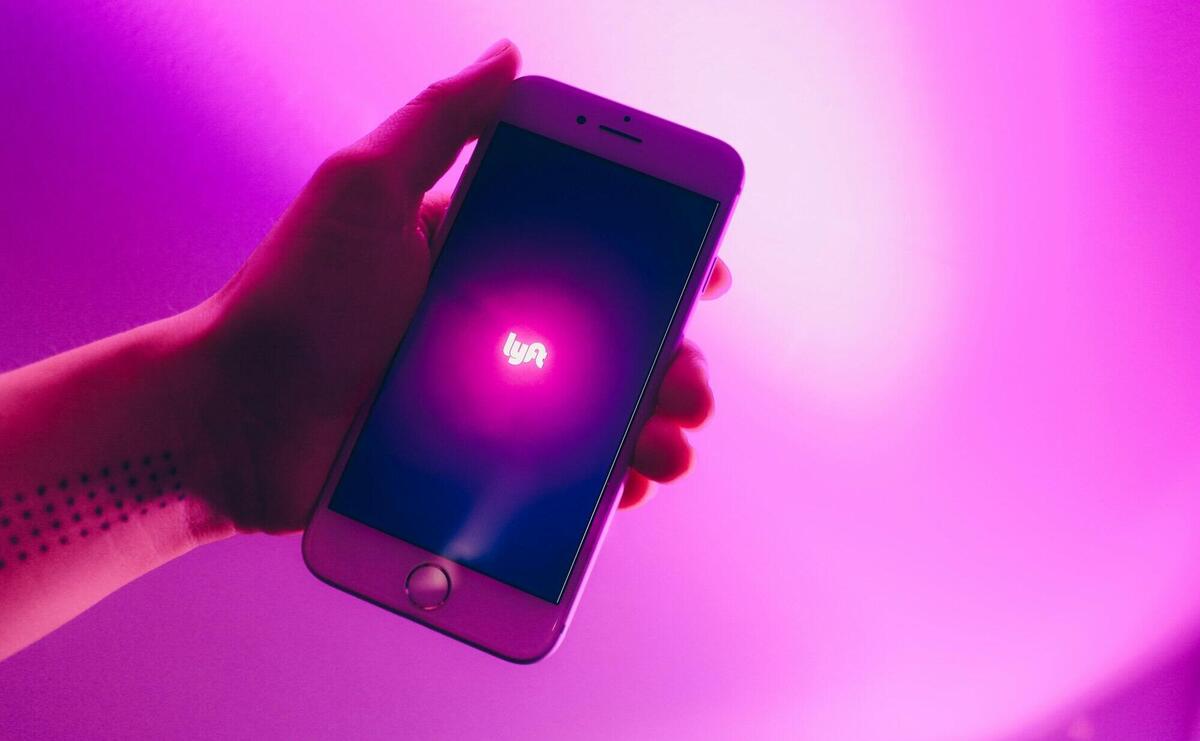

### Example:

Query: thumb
xmin=361 ymin=39 xmax=522 ymax=196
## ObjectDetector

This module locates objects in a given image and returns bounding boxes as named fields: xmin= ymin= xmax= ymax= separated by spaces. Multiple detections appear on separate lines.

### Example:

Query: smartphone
xmin=303 ymin=76 xmax=743 ymax=663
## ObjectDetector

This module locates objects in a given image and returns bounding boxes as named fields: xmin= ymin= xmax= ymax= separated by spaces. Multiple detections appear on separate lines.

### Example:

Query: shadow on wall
xmin=1026 ymin=638 xmax=1200 ymax=741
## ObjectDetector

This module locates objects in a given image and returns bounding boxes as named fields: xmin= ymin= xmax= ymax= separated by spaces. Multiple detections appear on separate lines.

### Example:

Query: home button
xmin=406 ymin=563 xmax=451 ymax=611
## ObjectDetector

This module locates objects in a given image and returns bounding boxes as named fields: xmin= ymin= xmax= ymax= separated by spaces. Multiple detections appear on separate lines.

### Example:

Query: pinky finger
xmin=619 ymin=471 xmax=656 ymax=509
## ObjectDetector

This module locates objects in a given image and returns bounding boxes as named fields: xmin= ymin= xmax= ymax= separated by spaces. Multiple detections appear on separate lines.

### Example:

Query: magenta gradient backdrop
xmin=2 ymin=2 xmax=1199 ymax=739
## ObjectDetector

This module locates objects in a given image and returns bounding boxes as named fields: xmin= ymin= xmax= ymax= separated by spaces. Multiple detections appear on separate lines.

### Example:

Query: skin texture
xmin=0 ymin=40 xmax=728 ymax=659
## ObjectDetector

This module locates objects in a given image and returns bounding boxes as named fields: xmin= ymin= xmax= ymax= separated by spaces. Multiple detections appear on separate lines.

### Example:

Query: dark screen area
xmin=329 ymin=123 xmax=717 ymax=602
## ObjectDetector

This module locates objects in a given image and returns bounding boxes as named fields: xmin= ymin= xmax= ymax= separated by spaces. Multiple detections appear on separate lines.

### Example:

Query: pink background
xmin=2 ymin=2 xmax=1199 ymax=739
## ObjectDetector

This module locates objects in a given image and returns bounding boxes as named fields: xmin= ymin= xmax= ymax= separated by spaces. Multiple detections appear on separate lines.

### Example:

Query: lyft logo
xmin=503 ymin=331 xmax=547 ymax=368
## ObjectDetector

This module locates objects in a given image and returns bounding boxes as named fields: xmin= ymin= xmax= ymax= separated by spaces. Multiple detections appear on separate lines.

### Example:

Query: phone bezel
xmin=302 ymin=75 xmax=743 ymax=663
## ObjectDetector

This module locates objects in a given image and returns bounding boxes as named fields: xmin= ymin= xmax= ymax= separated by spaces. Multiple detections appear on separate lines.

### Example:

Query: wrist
xmin=155 ymin=304 xmax=243 ymax=546
xmin=181 ymin=289 xmax=347 ymax=536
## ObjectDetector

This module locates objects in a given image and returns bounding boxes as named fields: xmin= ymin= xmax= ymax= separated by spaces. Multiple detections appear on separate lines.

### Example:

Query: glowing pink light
xmin=4 ymin=3 xmax=1199 ymax=740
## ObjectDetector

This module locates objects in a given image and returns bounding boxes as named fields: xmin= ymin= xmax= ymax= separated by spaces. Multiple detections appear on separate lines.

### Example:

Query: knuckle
xmin=314 ymin=147 xmax=387 ymax=191
xmin=309 ymin=147 xmax=402 ymax=225
xmin=403 ymin=78 xmax=469 ymax=133
xmin=414 ymin=77 xmax=456 ymax=107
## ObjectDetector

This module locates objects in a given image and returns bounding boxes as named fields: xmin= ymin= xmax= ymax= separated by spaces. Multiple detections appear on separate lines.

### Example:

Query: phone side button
xmin=406 ymin=563 xmax=451 ymax=611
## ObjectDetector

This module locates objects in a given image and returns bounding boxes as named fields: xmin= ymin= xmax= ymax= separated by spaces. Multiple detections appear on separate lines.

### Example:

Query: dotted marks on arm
xmin=0 ymin=451 xmax=183 ymax=569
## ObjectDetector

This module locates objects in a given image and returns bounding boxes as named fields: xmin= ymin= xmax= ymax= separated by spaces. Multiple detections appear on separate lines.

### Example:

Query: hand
xmin=198 ymin=40 xmax=730 ymax=533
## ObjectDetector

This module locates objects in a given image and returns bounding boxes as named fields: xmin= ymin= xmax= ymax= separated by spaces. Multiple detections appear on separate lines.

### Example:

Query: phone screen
xmin=329 ymin=122 xmax=718 ymax=603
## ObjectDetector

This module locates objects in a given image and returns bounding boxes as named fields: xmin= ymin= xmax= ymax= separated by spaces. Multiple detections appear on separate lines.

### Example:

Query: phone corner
xmin=299 ymin=519 xmax=323 ymax=581
xmin=713 ymin=138 xmax=745 ymax=194
xmin=495 ymin=628 xmax=569 ymax=666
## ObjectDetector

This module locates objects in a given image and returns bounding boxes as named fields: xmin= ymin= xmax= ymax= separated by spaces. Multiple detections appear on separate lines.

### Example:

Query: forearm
xmin=0 ymin=305 xmax=236 ymax=659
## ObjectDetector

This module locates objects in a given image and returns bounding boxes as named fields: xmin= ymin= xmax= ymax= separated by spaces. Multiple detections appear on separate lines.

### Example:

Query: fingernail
xmin=475 ymin=38 xmax=512 ymax=63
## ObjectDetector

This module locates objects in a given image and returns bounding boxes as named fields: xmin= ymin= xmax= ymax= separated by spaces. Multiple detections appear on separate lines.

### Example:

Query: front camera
xmin=576 ymin=115 xmax=587 ymax=125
